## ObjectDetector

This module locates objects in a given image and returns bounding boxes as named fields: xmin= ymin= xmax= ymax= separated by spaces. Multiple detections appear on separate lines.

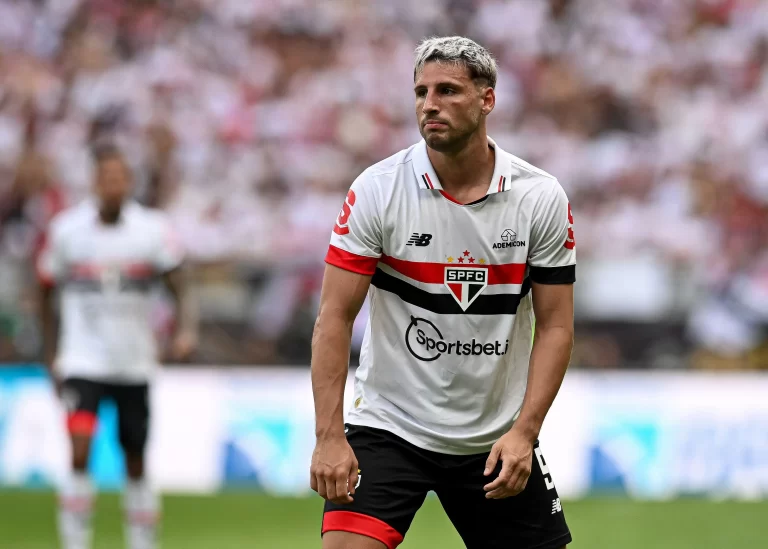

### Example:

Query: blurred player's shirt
xmin=326 ymin=138 xmax=576 ymax=454
xmin=38 ymin=200 xmax=184 ymax=383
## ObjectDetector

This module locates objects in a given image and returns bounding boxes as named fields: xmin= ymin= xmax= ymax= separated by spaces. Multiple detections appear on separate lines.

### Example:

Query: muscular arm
xmin=161 ymin=266 xmax=199 ymax=359
xmin=514 ymin=282 xmax=574 ymax=441
xmin=484 ymin=281 xmax=573 ymax=498
xmin=311 ymin=264 xmax=372 ymax=440
xmin=39 ymin=282 xmax=59 ymax=388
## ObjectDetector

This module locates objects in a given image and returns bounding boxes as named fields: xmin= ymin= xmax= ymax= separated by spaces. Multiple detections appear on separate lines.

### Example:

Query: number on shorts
xmin=535 ymin=447 xmax=555 ymax=490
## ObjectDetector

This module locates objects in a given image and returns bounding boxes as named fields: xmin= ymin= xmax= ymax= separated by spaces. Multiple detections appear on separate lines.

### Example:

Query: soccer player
xmin=311 ymin=36 xmax=576 ymax=549
xmin=38 ymin=144 xmax=198 ymax=549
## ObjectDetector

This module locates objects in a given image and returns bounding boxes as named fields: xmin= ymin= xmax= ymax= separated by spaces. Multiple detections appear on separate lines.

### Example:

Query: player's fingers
xmin=483 ymin=457 xmax=512 ymax=492
xmin=484 ymin=444 xmax=501 ymax=476
xmin=334 ymin=475 xmax=352 ymax=504
xmin=324 ymin=474 xmax=338 ymax=502
xmin=510 ymin=474 xmax=529 ymax=496
xmin=506 ymin=462 xmax=531 ymax=496
xmin=310 ymin=472 xmax=319 ymax=493
xmin=348 ymin=467 xmax=359 ymax=496
xmin=316 ymin=473 xmax=328 ymax=499
xmin=485 ymin=487 xmax=510 ymax=499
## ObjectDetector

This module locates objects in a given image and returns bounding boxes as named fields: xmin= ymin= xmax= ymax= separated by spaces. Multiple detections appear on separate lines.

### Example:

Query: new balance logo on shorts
xmin=406 ymin=233 xmax=432 ymax=247
xmin=552 ymin=498 xmax=562 ymax=514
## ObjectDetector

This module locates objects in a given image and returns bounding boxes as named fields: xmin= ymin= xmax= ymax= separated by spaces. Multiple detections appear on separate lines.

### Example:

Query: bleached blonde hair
xmin=414 ymin=36 xmax=498 ymax=88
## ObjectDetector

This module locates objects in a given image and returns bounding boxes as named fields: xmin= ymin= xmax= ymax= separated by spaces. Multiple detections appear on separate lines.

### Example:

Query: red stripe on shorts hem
xmin=322 ymin=511 xmax=403 ymax=549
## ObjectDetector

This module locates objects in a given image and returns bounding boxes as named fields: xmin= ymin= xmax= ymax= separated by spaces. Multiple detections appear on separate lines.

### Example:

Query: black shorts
xmin=60 ymin=377 xmax=150 ymax=454
xmin=322 ymin=425 xmax=572 ymax=549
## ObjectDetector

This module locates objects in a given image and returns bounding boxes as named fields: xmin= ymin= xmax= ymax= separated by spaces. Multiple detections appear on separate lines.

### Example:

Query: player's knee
xmin=322 ymin=531 xmax=388 ymax=549
xmin=71 ymin=454 xmax=88 ymax=472
xmin=119 ymin=430 xmax=147 ymax=469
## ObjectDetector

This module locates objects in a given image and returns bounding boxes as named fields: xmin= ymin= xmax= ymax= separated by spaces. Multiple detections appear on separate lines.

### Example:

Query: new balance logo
xmin=407 ymin=233 xmax=432 ymax=247
xmin=551 ymin=498 xmax=562 ymax=514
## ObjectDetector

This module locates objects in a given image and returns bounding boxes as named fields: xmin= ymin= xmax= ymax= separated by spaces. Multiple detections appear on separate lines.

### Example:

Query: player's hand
xmin=483 ymin=427 xmax=534 ymax=499
xmin=170 ymin=331 xmax=197 ymax=362
xmin=310 ymin=434 xmax=359 ymax=505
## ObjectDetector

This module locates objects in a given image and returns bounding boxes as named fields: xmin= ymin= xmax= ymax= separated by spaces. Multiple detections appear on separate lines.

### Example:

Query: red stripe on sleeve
xmin=380 ymin=255 xmax=526 ymax=285
xmin=325 ymin=245 xmax=379 ymax=276
xmin=322 ymin=511 xmax=404 ymax=549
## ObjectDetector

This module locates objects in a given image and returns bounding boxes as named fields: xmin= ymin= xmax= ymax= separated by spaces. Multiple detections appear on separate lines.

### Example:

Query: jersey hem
xmin=345 ymin=417 xmax=498 ymax=456
xmin=59 ymin=371 xmax=155 ymax=385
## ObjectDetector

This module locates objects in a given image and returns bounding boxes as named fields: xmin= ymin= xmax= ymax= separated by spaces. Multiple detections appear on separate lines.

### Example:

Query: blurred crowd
xmin=0 ymin=0 xmax=767 ymax=368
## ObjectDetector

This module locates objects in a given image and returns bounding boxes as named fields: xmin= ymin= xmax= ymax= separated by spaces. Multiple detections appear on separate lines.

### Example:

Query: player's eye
xmin=415 ymin=88 xmax=427 ymax=98
xmin=441 ymin=87 xmax=455 ymax=95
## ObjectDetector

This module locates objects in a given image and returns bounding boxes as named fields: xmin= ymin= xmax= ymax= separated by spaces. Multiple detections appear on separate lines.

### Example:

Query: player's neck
xmin=427 ymin=132 xmax=495 ymax=202
xmin=99 ymin=207 xmax=122 ymax=225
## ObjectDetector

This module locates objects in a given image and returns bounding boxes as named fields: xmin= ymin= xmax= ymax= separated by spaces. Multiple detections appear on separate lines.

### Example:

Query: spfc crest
xmin=444 ymin=267 xmax=487 ymax=311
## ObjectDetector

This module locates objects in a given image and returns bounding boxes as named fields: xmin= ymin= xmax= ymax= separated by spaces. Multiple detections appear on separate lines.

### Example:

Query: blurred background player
xmin=37 ymin=143 xmax=198 ymax=549
xmin=311 ymin=37 xmax=575 ymax=549
xmin=0 ymin=0 xmax=764 ymax=547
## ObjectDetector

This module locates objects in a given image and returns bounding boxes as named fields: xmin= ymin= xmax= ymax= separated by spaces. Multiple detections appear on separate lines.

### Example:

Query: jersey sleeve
xmin=154 ymin=216 xmax=185 ymax=273
xmin=527 ymin=181 xmax=576 ymax=284
xmin=325 ymin=171 xmax=382 ymax=276
xmin=37 ymin=221 xmax=67 ymax=287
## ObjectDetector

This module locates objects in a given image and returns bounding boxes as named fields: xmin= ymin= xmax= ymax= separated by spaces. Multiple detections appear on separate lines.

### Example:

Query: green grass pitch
xmin=1 ymin=491 xmax=766 ymax=548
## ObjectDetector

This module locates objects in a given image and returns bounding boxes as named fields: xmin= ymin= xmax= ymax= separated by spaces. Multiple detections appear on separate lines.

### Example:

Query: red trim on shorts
xmin=325 ymin=245 xmax=379 ymax=276
xmin=322 ymin=511 xmax=403 ymax=549
xmin=67 ymin=411 xmax=98 ymax=436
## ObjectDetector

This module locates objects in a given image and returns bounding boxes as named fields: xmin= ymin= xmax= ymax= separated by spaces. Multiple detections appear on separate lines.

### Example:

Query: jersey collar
xmin=412 ymin=136 xmax=514 ymax=195
xmin=85 ymin=197 xmax=139 ymax=226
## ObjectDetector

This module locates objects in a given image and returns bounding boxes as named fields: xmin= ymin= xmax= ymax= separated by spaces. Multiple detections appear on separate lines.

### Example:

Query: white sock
xmin=58 ymin=471 xmax=93 ymax=549
xmin=124 ymin=479 xmax=160 ymax=549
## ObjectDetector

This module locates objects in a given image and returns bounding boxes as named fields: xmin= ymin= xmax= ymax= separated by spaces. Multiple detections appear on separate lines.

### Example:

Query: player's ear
xmin=481 ymin=85 xmax=495 ymax=116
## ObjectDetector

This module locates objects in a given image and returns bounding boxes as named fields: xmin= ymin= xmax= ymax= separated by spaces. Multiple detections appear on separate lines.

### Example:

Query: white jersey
xmin=38 ymin=200 xmax=184 ymax=383
xmin=326 ymin=137 xmax=576 ymax=454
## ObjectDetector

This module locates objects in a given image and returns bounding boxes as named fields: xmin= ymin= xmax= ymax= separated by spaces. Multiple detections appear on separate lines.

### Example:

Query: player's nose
xmin=422 ymin=90 xmax=440 ymax=114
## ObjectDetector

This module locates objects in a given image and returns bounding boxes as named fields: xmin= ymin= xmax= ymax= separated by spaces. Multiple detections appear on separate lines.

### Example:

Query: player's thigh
xmin=322 ymin=425 xmax=435 ymax=549
xmin=108 ymin=383 xmax=150 ymax=455
xmin=323 ymin=531 xmax=387 ymax=549
xmin=60 ymin=378 xmax=103 ymax=465
xmin=61 ymin=378 xmax=102 ymax=438
xmin=436 ymin=441 xmax=572 ymax=549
